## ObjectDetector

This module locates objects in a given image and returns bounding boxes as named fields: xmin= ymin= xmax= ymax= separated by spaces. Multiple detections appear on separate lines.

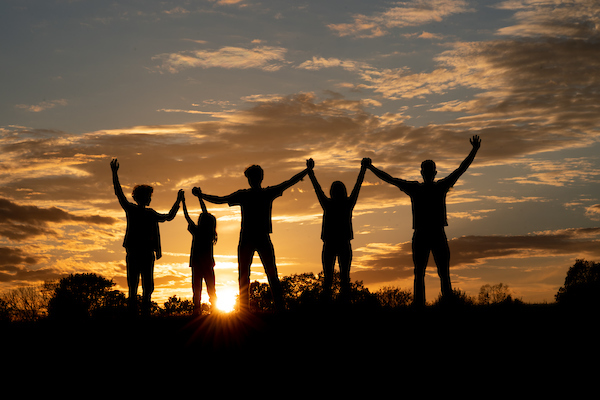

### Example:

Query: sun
xmin=215 ymin=289 xmax=238 ymax=313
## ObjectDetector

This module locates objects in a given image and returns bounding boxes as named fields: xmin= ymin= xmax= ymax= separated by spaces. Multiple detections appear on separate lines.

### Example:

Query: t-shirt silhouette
xmin=227 ymin=186 xmax=285 ymax=237
xmin=320 ymin=197 xmax=356 ymax=242
xmin=399 ymin=173 xmax=460 ymax=230
xmin=121 ymin=204 xmax=164 ymax=258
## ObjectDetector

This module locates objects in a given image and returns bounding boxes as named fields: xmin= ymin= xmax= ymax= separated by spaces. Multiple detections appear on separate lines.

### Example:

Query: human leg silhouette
xmin=431 ymin=233 xmax=452 ymax=300
xmin=126 ymin=253 xmax=140 ymax=302
xmin=322 ymin=242 xmax=337 ymax=300
xmin=338 ymin=241 xmax=352 ymax=302
xmin=237 ymin=239 xmax=254 ymax=312
xmin=140 ymin=257 xmax=155 ymax=314
xmin=413 ymin=228 xmax=452 ymax=307
xmin=192 ymin=267 xmax=203 ymax=313
xmin=204 ymin=266 xmax=217 ymax=309
xmin=126 ymin=250 xmax=155 ymax=312
xmin=412 ymin=233 xmax=429 ymax=308
xmin=256 ymin=237 xmax=285 ymax=312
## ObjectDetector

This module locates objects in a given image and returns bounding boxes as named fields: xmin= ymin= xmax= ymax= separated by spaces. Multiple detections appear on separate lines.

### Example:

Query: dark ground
xmin=2 ymin=303 xmax=597 ymax=394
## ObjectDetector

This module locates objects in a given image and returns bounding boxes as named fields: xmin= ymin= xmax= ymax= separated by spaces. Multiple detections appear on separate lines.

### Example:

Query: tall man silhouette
xmin=365 ymin=135 xmax=481 ymax=307
xmin=194 ymin=161 xmax=312 ymax=312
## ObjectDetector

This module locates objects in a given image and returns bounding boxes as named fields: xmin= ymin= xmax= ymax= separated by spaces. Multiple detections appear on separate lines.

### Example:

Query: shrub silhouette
xmin=162 ymin=295 xmax=194 ymax=316
xmin=375 ymin=286 xmax=412 ymax=309
xmin=432 ymin=288 xmax=476 ymax=307
xmin=247 ymin=271 xmax=379 ymax=311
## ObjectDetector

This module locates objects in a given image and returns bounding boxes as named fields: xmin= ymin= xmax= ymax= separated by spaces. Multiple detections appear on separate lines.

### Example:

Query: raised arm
xmin=162 ymin=189 xmax=183 ymax=222
xmin=349 ymin=159 xmax=368 ymax=206
xmin=182 ymin=193 xmax=194 ymax=226
xmin=192 ymin=186 xmax=233 ymax=205
xmin=444 ymin=135 xmax=481 ymax=186
xmin=198 ymin=196 xmax=208 ymax=214
xmin=110 ymin=158 xmax=129 ymax=209
xmin=191 ymin=187 xmax=209 ymax=213
xmin=306 ymin=159 xmax=327 ymax=207
xmin=271 ymin=163 xmax=311 ymax=193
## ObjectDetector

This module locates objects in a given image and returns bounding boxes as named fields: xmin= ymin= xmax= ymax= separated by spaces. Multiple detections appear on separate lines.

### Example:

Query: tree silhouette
xmin=478 ymin=283 xmax=517 ymax=305
xmin=281 ymin=272 xmax=322 ymax=308
xmin=555 ymin=259 xmax=600 ymax=306
xmin=0 ymin=285 xmax=51 ymax=321
xmin=0 ymin=297 xmax=10 ymax=323
xmin=47 ymin=273 xmax=126 ymax=319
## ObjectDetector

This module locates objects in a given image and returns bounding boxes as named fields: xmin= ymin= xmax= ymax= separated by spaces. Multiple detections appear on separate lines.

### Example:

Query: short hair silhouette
xmin=132 ymin=184 xmax=153 ymax=206
xmin=195 ymin=161 xmax=312 ymax=312
xmin=244 ymin=165 xmax=264 ymax=186
xmin=366 ymin=135 xmax=481 ymax=307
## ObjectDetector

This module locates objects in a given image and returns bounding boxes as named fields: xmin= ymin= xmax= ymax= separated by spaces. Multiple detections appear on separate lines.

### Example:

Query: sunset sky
xmin=1 ymin=0 xmax=600 ymax=305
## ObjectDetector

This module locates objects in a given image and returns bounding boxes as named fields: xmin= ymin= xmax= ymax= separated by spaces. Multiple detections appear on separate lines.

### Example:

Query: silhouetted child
xmin=195 ymin=161 xmax=312 ymax=312
xmin=307 ymin=158 xmax=367 ymax=302
xmin=110 ymin=158 xmax=183 ymax=314
xmin=183 ymin=190 xmax=217 ymax=314
xmin=365 ymin=135 xmax=481 ymax=307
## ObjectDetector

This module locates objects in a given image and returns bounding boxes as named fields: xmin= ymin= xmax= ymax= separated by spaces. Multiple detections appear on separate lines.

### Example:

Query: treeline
xmin=0 ymin=273 xmax=512 ymax=322
xmin=1 ymin=258 xmax=598 ymax=322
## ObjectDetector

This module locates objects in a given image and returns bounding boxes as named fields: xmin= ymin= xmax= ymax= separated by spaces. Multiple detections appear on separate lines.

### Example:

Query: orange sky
xmin=2 ymin=0 xmax=600 ymax=304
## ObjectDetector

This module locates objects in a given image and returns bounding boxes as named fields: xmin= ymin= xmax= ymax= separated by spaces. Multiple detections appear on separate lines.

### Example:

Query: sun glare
xmin=216 ymin=289 xmax=237 ymax=313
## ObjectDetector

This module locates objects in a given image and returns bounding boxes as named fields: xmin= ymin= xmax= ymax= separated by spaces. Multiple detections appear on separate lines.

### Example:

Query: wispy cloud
xmin=15 ymin=99 xmax=67 ymax=113
xmin=162 ymin=6 xmax=189 ymax=15
xmin=152 ymin=46 xmax=288 ymax=73
xmin=328 ymin=0 xmax=472 ymax=38
xmin=212 ymin=0 xmax=246 ymax=5
xmin=297 ymin=57 xmax=366 ymax=71
xmin=585 ymin=204 xmax=600 ymax=220
xmin=495 ymin=0 xmax=600 ymax=39
xmin=502 ymin=159 xmax=600 ymax=187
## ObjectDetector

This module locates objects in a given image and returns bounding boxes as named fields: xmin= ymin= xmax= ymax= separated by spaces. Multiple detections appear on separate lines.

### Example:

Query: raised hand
xmin=110 ymin=158 xmax=119 ymax=172
xmin=192 ymin=187 xmax=201 ymax=197
xmin=361 ymin=157 xmax=372 ymax=168
xmin=307 ymin=158 xmax=315 ymax=170
xmin=470 ymin=135 xmax=481 ymax=150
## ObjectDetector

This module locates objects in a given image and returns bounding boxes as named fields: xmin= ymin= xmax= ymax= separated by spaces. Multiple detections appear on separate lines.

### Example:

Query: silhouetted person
xmin=365 ymin=135 xmax=481 ymax=307
xmin=111 ymin=158 xmax=183 ymax=314
xmin=307 ymin=158 xmax=367 ymax=302
xmin=183 ymin=191 xmax=218 ymax=314
xmin=194 ymin=162 xmax=312 ymax=312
